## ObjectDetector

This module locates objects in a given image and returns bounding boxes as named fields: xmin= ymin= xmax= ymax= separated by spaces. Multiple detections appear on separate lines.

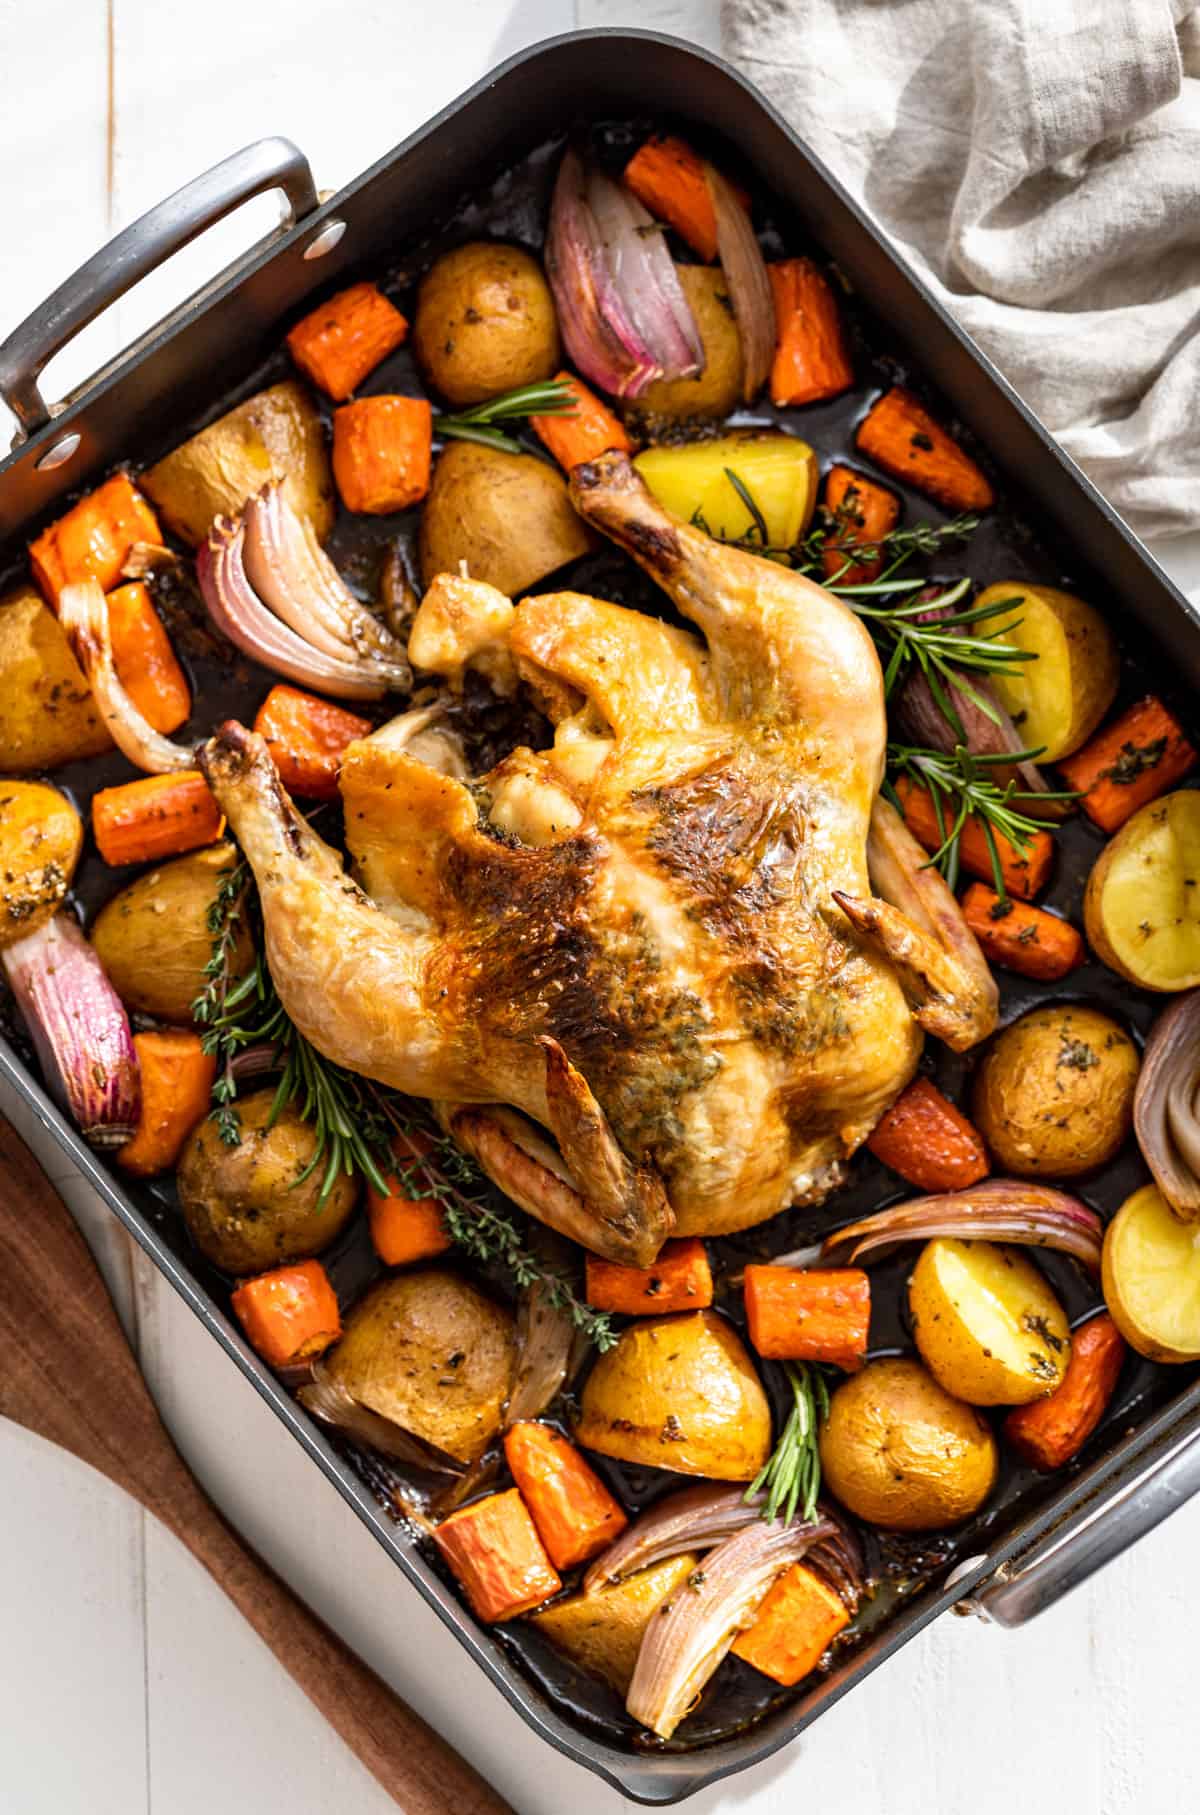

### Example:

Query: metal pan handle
xmin=0 ymin=137 xmax=319 ymax=442
xmin=961 ymin=1418 xmax=1200 ymax=1628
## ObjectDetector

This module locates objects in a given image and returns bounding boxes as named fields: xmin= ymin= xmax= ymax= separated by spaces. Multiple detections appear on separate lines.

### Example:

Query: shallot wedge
xmin=584 ymin=1485 xmax=761 ymax=1592
xmin=705 ymin=160 xmax=774 ymax=402
xmin=1134 ymin=990 xmax=1200 ymax=1221
xmin=820 ymin=1180 xmax=1105 ymax=1275
xmin=59 ymin=580 xmax=194 ymax=774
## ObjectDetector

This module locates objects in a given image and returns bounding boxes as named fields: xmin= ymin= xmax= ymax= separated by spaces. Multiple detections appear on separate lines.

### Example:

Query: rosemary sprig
xmin=886 ymin=741 xmax=1075 ymax=899
xmin=434 ymin=378 xmax=577 ymax=455
xmin=746 ymin=1362 xmax=832 ymax=1524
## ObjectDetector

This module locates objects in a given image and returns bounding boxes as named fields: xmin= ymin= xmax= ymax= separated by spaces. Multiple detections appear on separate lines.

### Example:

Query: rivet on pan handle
xmin=0 ymin=137 xmax=320 ymax=446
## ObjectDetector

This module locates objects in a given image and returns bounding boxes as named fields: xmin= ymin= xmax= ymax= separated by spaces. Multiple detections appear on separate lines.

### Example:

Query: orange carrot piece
xmin=767 ymin=260 xmax=854 ymax=407
xmin=1003 ymin=1312 xmax=1126 ymax=1472
xmin=105 ymin=581 xmax=191 ymax=734
xmin=116 ymin=1031 xmax=216 ymax=1178
xmin=531 ymin=372 xmax=633 ymax=470
xmin=1057 ymin=696 xmax=1197 ymax=833
xmin=856 ymin=387 xmax=995 ymax=513
xmin=503 ymin=1422 xmax=628 ymax=1572
xmin=231 ymin=1261 xmax=342 ymax=1368
xmin=961 ymin=883 xmax=1084 ymax=982
xmin=894 ymin=775 xmax=1054 ymax=900
xmin=253 ymin=684 xmax=373 ymax=801
xmin=867 ymin=1077 xmax=990 ymax=1192
xmin=286 ymin=282 xmax=409 ymax=402
xmin=434 ymin=1488 xmax=562 ymax=1622
xmin=585 ymin=1237 xmax=713 ymax=1316
xmin=731 ymin=1562 xmax=850 ymax=1686
xmin=30 ymin=473 xmax=162 ymax=605
xmin=624 ymin=135 xmax=720 ymax=261
xmin=92 ymin=771 xmax=222 ymax=867
xmin=332 ymin=395 xmax=433 ymax=514
xmin=366 ymin=1126 xmax=452 ymax=1267
xmin=821 ymin=464 xmax=900 ymax=584
xmin=743 ymin=1265 xmax=870 ymax=1370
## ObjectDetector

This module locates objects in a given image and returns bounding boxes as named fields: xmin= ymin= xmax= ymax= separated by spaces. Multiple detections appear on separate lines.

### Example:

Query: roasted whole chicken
xmin=200 ymin=453 xmax=995 ymax=1263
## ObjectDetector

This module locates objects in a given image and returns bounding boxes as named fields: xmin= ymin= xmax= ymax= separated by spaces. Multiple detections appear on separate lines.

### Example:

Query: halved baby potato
xmin=1102 ymin=1183 xmax=1200 ymax=1362
xmin=910 ymin=1237 xmax=1071 ymax=1405
xmin=1084 ymin=790 xmax=1200 ymax=991
xmin=528 ymin=1553 xmax=700 ymax=1696
xmin=979 ymin=582 xmax=1119 ymax=764
xmin=634 ymin=431 xmax=817 ymax=551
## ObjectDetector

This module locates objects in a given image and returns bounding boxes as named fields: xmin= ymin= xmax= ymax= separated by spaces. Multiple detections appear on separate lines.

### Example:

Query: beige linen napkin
xmin=722 ymin=0 xmax=1200 ymax=538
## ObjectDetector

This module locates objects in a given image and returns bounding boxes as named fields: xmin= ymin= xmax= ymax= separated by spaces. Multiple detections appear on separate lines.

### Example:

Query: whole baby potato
xmin=90 ymin=842 xmax=253 ymax=1024
xmin=575 ymin=1310 xmax=772 ymax=1481
xmin=0 ymin=585 xmax=112 ymax=772
xmin=635 ymin=266 xmax=744 ymax=422
xmin=972 ymin=1003 xmax=1139 ymax=1178
xmin=177 ymin=1087 xmax=358 ymax=1275
xmin=819 ymin=1356 xmax=998 ymax=1531
xmin=0 ymin=778 xmax=82 ymax=948
xmin=414 ymin=242 xmax=560 ymax=406
xmin=419 ymin=441 xmax=591 ymax=596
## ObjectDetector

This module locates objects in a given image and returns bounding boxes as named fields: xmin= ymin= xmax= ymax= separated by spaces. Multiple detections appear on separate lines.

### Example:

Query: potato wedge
xmin=0 ymin=780 xmax=82 ymax=948
xmin=528 ymin=1554 xmax=699 ymax=1696
xmin=1102 ymin=1183 xmax=1200 ymax=1362
xmin=142 ymin=380 xmax=335 ymax=545
xmin=910 ymin=1238 xmax=1071 ymax=1405
xmin=971 ymin=1003 xmax=1139 ymax=1178
xmin=979 ymin=582 xmax=1118 ymax=763
xmin=634 ymin=431 xmax=817 ymax=551
xmin=419 ymin=441 xmax=591 ymax=596
xmin=89 ymin=842 xmax=253 ymax=1024
xmin=634 ymin=267 xmax=743 ymax=422
xmin=1084 ymin=790 xmax=1200 ymax=991
xmin=0 ymin=585 xmax=111 ymax=771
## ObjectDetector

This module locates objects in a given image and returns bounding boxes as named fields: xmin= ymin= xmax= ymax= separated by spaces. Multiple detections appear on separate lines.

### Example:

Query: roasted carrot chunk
xmin=92 ymin=771 xmax=222 ymax=867
xmin=1057 ymin=697 xmax=1197 ymax=833
xmin=117 ymin=1031 xmax=216 ymax=1178
xmin=731 ymin=1563 xmax=850 ymax=1686
xmin=30 ymin=474 xmax=162 ymax=605
xmin=253 ymin=684 xmax=373 ymax=801
xmin=856 ymin=388 xmax=994 ymax=513
xmin=767 ymin=260 xmax=853 ymax=408
xmin=434 ymin=1488 xmax=562 ymax=1622
xmin=332 ymin=395 xmax=433 ymax=513
xmin=1003 ymin=1312 xmax=1125 ymax=1472
xmin=867 ymin=1077 xmax=989 ymax=1192
xmin=531 ymin=373 xmax=633 ymax=470
xmin=743 ymin=1265 xmax=870 ymax=1371
xmin=821 ymin=465 xmax=900 ymax=584
xmin=286 ymin=282 xmax=409 ymax=402
xmin=961 ymin=883 xmax=1084 ymax=982
xmin=585 ymin=1238 xmax=713 ymax=1317
xmin=625 ymin=135 xmax=720 ymax=260
xmin=231 ymin=1260 xmax=342 ymax=1369
xmin=366 ymin=1127 xmax=452 ymax=1267
xmin=105 ymin=582 xmax=191 ymax=734
xmin=503 ymin=1422 xmax=628 ymax=1572
xmin=894 ymin=775 xmax=1054 ymax=900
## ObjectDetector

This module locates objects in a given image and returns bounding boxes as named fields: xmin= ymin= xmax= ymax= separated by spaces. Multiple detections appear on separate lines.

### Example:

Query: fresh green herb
xmin=746 ymin=1362 xmax=832 ymax=1525
xmin=434 ymin=378 xmax=577 ymax=455
xmin=885 ymin=742 xmax=1073 ymax=900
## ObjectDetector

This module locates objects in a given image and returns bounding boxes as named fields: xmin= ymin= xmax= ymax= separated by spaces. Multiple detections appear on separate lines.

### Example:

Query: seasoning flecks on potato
xmin=972 ymin=1004 xmax=1139 ymax=1179
xmin=414 ymin=242 xmax=561 ymax=407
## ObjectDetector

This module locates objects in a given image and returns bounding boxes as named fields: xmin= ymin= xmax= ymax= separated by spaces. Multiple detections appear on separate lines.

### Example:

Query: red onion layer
xmin=1134 ymin=991 xmax=1200 ymax=1222
xmin=821 ymin=1180 xmax=1104 ymax=1275
xmin=704 ymin=159 xmax=774 ymax=402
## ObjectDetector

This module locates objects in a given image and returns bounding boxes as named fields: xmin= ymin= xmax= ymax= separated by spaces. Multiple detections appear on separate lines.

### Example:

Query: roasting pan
xmin=2 ymin=30 xmax=1200 ymax=1803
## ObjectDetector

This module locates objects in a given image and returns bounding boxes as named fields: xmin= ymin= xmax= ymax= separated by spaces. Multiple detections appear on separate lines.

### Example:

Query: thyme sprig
xmin=885 ymin=741 xmax=1074 ymax=898
xmin=434 ymin=378 xmax=577 ymax=455
xmin=747 ymin=1362 xmax=832 ymax=1524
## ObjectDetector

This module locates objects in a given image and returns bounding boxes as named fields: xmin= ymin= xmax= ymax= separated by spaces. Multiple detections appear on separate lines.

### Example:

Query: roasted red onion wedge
xmin=59 ymin=580 xmax=194 ymax=775
xmin=626 ymin=1515 xmax=836 ymax=1738
xmin=584 ymin=1484 xmax=761 ymax=1593
xmin=3 ymin=913 xmax=140 ymax=1146
xmin=704 ymin=159 xmax=774 ymax=402
xmin=506 ymin=1276 xmax=577 ymax=1427
xmin=821 ymin=1180 xmax=1104 ymax=1275
xmin=1134 ymin=991 xmax=1200 ymax=1222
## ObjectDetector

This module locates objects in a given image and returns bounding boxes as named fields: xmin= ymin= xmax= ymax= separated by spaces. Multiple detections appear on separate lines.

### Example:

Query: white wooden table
xmin=3 ymin=4 xmax=1200 ymax=1811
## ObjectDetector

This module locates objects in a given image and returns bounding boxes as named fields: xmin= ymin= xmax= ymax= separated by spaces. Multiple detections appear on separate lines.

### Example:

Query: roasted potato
xmin=979 ymin=582 xmax=1119 ymax=763
xmin=1102 ymin=1183 xmax=1200 ymax=1362
xmin=972 ymin=1004 xmax=1138 ymax=1178
xmin=419 ymin=440 xmax=591 ymax=596
xmin=176 ymin=1087 xmax=358 ymax=1275
xmin=89 ymin=842 xmax=253 ymax=1024
xmin=910 ymin=1238 xmax=1071 ymax=1405
xmin=634 ymin=267 xmax=743 ymax=422
xmin=321 ymin=1268 xmax=515 ymax=1463
xmin=0 ymin=780 xmax=82 ymax=948
xmin=819 ymin=1356 xmax=998 ymax=1531
xmin=0 ymin=585 xmax=111 ymax=771
xmin=142 ymin=380 xmax=335 ymax=545
xmin=413 ymin=242 xmax=560 ymax=406
xmin=634 ymin=431 xmax=818 ymax=551
xmin=1084 ymin=790 xmax=1200 ymax=991
xmin=575 ymin=1310 xmax=771 ymax=1481
xmin=528 ymin=1554 xmax=700 ymax=1696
